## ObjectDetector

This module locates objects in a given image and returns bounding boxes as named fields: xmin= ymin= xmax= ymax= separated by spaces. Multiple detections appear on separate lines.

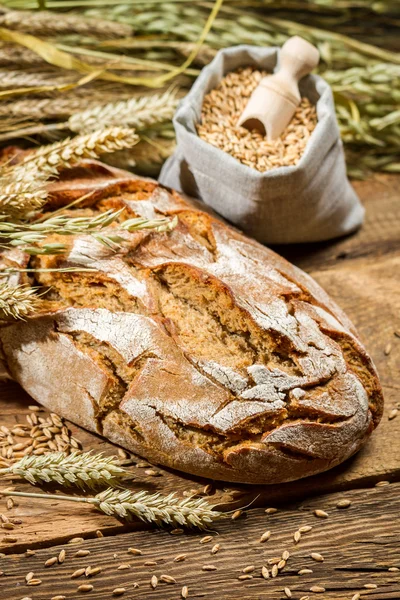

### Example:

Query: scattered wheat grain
xmin=112 ymin=588 xmax=126 ymax=596
xmin=298 ymin=569 xmax=313 ymax=575
xmin=77 ymin=584 xmax=93 ymax=592
xmin=310 ymin=553 xmax=324 ymax=562
xmin=260 ymin=530 xmax=271 ymax=543
xmin=242 ymin=565 xmax=255 ymax=573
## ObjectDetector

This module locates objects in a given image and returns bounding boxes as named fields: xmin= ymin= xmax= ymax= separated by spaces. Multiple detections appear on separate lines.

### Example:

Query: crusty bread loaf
xmin=0 ymin=160 xmax=383 ymax=484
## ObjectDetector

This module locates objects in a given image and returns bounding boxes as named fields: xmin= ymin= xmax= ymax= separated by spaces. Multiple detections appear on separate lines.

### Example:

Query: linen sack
xmin=159 ymin=45 xmax=364 ymax=244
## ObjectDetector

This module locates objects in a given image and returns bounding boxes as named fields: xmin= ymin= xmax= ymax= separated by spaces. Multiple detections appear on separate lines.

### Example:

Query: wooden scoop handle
xmin=237 ymin=36 xmax=320 ymax=138
xmin=276 ymin=36 xmax=320 ymax=103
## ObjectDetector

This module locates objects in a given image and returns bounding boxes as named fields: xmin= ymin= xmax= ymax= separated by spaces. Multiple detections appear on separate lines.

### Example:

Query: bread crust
xmin=0 ymin=160 xmax=383 ymax=484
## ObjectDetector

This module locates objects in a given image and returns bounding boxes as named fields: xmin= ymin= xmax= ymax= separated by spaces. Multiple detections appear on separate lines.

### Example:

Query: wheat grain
xmin=310 ymin=553 xmax=324 ymax=562
xmin=261 ymin=566 xmax=269 ymax=579
xmin=68 ymin=90 xmax=178 ymax=134
xmin=112 ymin=589 xmax=126 ymax=597
xmin=314 ymin=509 xmax=329 ymax=518
xmin=310 ymin=586 xmax=325 ymax=593
xmin=77 ymin=584 xmax=93 ymax=592
xmin=298 ymin=569 xmax=313 ymax=575
xmin=200 ymin=535 xmax=213 ymax=544
xmin=242 ymin=565 xmax=255 ymax=573
xmin=259 ymin=530 xmax=271 ymax=543
xmin=197 ymin=67 xmax=317 ymax=173
xmin=231 ymin=509 xmax=242 ymax=520
xmin=336 ymin=499 xmax=352 ymax=508
xmin=86 ymin=566 xmax=101 ymax=577
xmin=27 ymin=579 xmax=42 ymax=586
xmin=181 ymin=585 xmax=189 ymax=598
xmin=174 ymin=554 xmax=187 ymax=562
xmin=71 ymin=568 xmax=86 ymax=579
xmin=160 ymin=575 xmax=177 ymax=584
xmin=127 ymin=548 xmax=142 ymax=556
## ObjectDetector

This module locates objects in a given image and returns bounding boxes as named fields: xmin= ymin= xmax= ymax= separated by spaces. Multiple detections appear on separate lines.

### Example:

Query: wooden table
xmin=1 ymin=174 xmax=399 ymax=600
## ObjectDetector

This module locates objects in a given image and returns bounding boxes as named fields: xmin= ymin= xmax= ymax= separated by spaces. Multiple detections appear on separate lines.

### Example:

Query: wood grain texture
xmin=1 ymin=483 xmax=400 ymax=599
xmin=0 ymin=171 xmax=399 ymax=600
xmin=0 ymin=174 xmax=399 ymax=552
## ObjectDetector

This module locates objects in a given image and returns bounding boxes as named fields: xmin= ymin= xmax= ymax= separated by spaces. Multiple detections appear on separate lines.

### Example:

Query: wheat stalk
xmin=0 ymin=487 xmax=223 ymax=529
xmin=0 ymin=211 xmax=177 ymax=255
xmin=0 ymin=282 xmax=42 ymax=320
xmin=0 ymin=69 xmax=76 ymax=89
xmin=0 ymin=96 xmax=122 ymax=120
xmin=0 ymin=451 xmax=129 ymax=489
xmin=0 ymin=7 xmax=133 ymax=38
xmin=0 ymin=128 xmax=139 ymax=219
xmin=68 ymin=89 xmax=179 ymax=134
xmin=0 ymin=43 xmax=43 ymax=66
xmin=18 ymin=127 xmax=139 ymax=177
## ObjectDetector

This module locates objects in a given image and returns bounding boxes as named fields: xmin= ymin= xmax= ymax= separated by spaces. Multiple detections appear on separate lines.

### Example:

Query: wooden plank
xmin=0 ymin=251 xmax=399 ymax=550
xmin=1 ymin=483 xmax=400 ymax=599
xmin=0 ymin=175 xmax=399 ymax=549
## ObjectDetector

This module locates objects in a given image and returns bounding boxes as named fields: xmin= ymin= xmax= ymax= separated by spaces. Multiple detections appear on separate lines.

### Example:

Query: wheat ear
xmin=68 ymin=90 xmax=178 ymax=134
xmin=0 ymin=211 xmax=178 ymax=256
xmin=0 ymin=283 xmax=42 ymax=320
xmin=0 ymin=451 xmax=129 ymax=490
xmin=0 ymin=488 xmax=223 ymax=530
xmin=19 ymin=127 xmax=139 ymax=177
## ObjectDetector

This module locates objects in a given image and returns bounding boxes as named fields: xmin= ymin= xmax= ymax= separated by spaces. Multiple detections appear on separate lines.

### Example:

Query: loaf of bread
xmin=0 ymin=160 xmax=383 ymax=484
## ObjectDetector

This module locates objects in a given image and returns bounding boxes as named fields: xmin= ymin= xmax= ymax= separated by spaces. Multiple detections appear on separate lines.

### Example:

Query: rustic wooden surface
xmin=1 ymin=173 xmax=399 ymax=599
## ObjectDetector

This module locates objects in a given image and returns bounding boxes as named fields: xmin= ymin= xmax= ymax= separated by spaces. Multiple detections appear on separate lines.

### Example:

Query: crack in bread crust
xmin=0 ymin=160 xmax=384 ymax=484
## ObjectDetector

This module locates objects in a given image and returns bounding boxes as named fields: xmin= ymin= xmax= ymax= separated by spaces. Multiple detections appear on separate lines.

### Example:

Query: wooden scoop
xmin=237 ymin=36 xmax=319 ymax=140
